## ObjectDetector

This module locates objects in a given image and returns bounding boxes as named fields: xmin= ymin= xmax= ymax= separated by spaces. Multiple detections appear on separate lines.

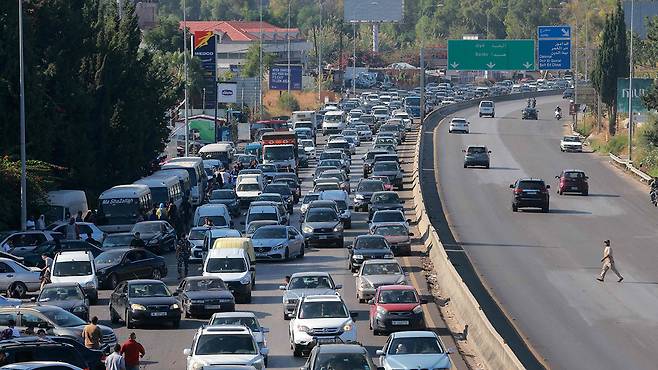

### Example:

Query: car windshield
xmin=379 ymin=289 xmax=418 ymax=304
xmin=41 ymin=308 xmax=87 ymax=327
xmin=132 ymin=223 xmax=162 ymax=233
xmin=373 ymin=212 xmax=404 ymax=223
xmin=319 ymin=160 xmax=342 ymax=168
xmin=129 ymin=283 xmax=171 ymax=297
xmin=315 ymin=184 xmax=339 ymax=191
xmin=237 ymin=183 xmax=261 ymax=192
xmin=257 ymin=165 xmax=276 ymax=172
xmin=372 ymin=193 xmax=399 ymax=203
xmin=358 ymin=182 xmax=384 ymax=192
xmin=95 ymin=250 xmax=125 ymax=265
xmin=354 ymin=237 xmax=389 ymax=249
xmin=362 ymin=263 xmax=402 ymax=275
xmin=299 ymin=301 xmax=348 ymax=319
xmin=52 ymin=261 xmax=92 ymax=277
xmin=316 ymin=353 xmax=371 ymax=370
xmin=451 ymin=119 xmax=467 ymax=124
xmin=306 ymin=209 xmax=338 ymax=222
xmin=195 ymin=216 xmax=227 ymax=227
xmin=321 ymin=152 xmax=342 ymax=160
xmin=186 ymin=278 xmax=227 ymax=291
xmin=481 ymin=101 xmax=493 ymax=107
xmin=211 ymin=191 xmax=236 ymax=200
xmin=188 ymin=229 xmax=207 ymax=240
xmin=264 ymin=185 xmax=292 ymax=196
xmin=195 ymin=334 xmax=257 ymax=355
xmin=206 ymin=257 xmax=247 ymax=273
xmin=210 ymin=317 xmax=259 ymax=331
xmin=102 ymin=234 xmax=133 ymax=248
xmin=39 ymin=286 xmax=85 ymax=302
xmin=388 ymin=337 xmax=443 ymax=355
xmin=380 ymin=126 xmax=397 ymax=132
xmin=264 ymin=146 xmax=294 ymax=161
xmin=374 ymin=225 xmax=407 ymax=237
xmin=467 ymin=147 xmax=487 ymax=154
xmin=289 ymin=276 xmax=333 ymax=289
xmin=343 ymin=130 xmax=357 ymax=136
xmin=252 ymin=227 xmax=287 ymax=239
xmin=302 ymin=194 xmax=320 ymax=204
xmin=563 ymin=136 xmax=580 ymax=142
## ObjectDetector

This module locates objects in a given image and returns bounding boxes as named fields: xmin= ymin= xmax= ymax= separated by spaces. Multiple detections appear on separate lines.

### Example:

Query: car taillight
xmin=514 ymin=188 xmax=523 ymax=194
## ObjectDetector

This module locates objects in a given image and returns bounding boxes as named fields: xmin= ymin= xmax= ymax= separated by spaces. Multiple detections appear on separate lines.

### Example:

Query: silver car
xmin=0 ymin=257 xmax=42 ymax=297
xmin=251 ymin=225 xmax=305 ymax=260
xmin=354 ymin=259 xmax=407 ymax=303
xmin=279 ymin=272 xmax=342 ymax=319
xmin=209 ymin=311 xmax=270 ymax=366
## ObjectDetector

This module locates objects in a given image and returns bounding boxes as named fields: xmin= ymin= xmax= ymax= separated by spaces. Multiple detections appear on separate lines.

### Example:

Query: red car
xmin=370 ymin=175 xmax=394 ymax=191
xmin=556 ymin=169 xmax=588 ymax=195
xmin=369 ymin=285 xmax=426 ymax=335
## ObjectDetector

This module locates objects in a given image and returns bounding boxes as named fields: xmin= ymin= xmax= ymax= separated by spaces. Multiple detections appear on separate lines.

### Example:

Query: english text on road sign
xmin=447 ymin=39 xmax=535 ymax=71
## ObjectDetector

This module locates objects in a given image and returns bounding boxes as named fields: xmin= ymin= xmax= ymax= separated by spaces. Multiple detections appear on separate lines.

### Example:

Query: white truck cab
xmin=51 ymin=250 xmax=98 ymax=303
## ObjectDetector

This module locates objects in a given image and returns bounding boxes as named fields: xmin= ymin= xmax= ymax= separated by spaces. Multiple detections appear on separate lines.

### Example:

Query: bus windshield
xmin=264 ymin=146 xmax=294 ymax=161
xmin=98 ymin=198 xmax=139 ymax=225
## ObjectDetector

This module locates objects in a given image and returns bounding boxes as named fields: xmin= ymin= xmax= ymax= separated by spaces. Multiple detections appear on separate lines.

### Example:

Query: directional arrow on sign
xmin=486 ymin=62 xmax=495 ymax=69
xmin=450 ymin=62 xmax=459 ymax=69
xmin=523 ymin=62 xmax=533 ymax=69
xmin=561 ymin=28 xmax=570 ymax=37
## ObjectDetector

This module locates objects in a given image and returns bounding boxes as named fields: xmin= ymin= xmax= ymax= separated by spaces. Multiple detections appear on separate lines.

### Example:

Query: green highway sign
xmin=447 ymin=39 xmax=535 ymax=71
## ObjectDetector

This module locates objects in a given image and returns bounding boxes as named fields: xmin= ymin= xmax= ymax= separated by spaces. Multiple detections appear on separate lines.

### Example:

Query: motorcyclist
xmin=650 ymin=177 xmax=658 ymax=206
xmin=531 ymin=98 xmax=536 ymax=108
xmin=555 ymin=106 xmax=562 ymax=118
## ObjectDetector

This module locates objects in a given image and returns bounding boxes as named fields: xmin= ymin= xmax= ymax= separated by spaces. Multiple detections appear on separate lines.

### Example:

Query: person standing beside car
xmin=65 ymin=217 xmax=80 ymax=240
xmin=120 ymin=332 xmax=145 ymax=370
xmin=82 ymin=316 xmax=102 ymax=349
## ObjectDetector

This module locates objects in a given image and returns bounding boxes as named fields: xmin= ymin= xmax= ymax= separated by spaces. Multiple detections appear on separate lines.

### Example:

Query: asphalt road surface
xmin=85 ymin=124 xmax=464 ymax=370
xmin=429 ymin=96 xmax=658 ymax=370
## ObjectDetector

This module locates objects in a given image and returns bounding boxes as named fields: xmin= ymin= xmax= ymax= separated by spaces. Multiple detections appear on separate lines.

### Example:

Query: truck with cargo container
xmin=261 ymin=131 xmax=298 ymax=172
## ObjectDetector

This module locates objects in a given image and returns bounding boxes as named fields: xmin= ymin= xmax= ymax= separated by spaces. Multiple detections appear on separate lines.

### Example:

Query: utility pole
xmin=420 ymin=47 xmax=425 ymax=127
xmin=287 ymin=0 xmax=292 ymax=94
xmin=183 ymin=0 xmax=189 ymax=157
xmin=259 ymin=0 xmax=263 ymax=119
xmin=318 ymin=0 xmax=323 ymax=103
xmin=628 ymin=0 xmax=635 ymax=162
xmin=18 ymin=0 xmax=27 ymax=231
xmin=352 ymin=22 xmax=356 ymax=97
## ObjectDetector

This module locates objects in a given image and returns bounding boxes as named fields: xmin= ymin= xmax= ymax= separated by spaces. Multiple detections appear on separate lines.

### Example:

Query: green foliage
xmin=0 ymin=1 xmax=179 ymax=208
xmin=0 ymin=158 xmax=62 ymax=230
xmin=277 ymin=92 xmax=300 ymax=112
xmin=241 ymin=43 xmax=274 ymax=78
xmin=643 ymin=83 xmax=658 ymax=111
xmin=606 ymin=134 xmax=629 ymax=154
xmin=144 ymin=14 xmax=184 ymax=53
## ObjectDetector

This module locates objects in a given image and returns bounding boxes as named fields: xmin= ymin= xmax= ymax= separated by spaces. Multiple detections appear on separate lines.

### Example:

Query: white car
xmin=49 ymin=222 xmax=106 ymax=242
xmin=376 ymin=331 xmax=451 ymax=370
xmin=184 ymin=325 xmax=268 ymax=370
xmin=392 ymin=112 xmax=413 ymax=131
xmin=560 ymin=135 xmax=583 ymax=152
xmin=289 ymin=295 xmax=358 ymax=357
xmin=354 ymin=125 xmax=373 ymax=141
xmin=50 ymin=250 xmax=98 ymax=303
xmin=478 ymin=100 xmax=495 ymax=117
xmin=209 ymin=312 xmax=270 ymax=366
xmin=448 ymin=118 xmax=469 ymax=134
xmin=300 ymin=139 xmax=316 ymax=158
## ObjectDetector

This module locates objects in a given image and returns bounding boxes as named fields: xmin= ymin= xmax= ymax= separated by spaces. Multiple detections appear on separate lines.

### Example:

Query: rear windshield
xmin=467 ymin=147 xmax=487 ymax=154
xmin=564 ymin=172 xmax=585 ymax=179
xmin=358 ymin=181 xmax=384 ymax=192
xmin=481 ymin=101 xmax=494 ymax=107
xmin=517 ymin=181 xmax=545 ymax=190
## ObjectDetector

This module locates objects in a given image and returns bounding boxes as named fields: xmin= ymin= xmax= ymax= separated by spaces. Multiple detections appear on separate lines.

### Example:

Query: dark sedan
xmin=109 ymin=279 xmax=181 ymax=328
xmin=301 ymin=208 xmax=344 ymax=248
xmin=347 ymin=235 xmax=394 ymax=272
xmin=175 ymin=276 xmax=235 ymax=318
xmin=273 ymin=178 xmax=301 ymax=203
xmin=354 ymin=179 xmax=385 ymax=212
xmin=36 ymin=282 xmax=90 ymax=321
xmin=13 ymin=240 xmax=102 ymax=268
xmin=368 ymin=191 xmax=404 ymax=220
xmin=101 ymin=232 xmax=134 ymax=250
xmin=95 ymin=248 xmax=167 ymax=289
xmin=131 ymin=221 xmax=177 ymax=254
xmin=522 ymin=107 xmax=538 ymax=120
xmin=209 ymin=189 xmax=241 ymax=217
xmin=263 ymin=183 xmax=294 ymax=212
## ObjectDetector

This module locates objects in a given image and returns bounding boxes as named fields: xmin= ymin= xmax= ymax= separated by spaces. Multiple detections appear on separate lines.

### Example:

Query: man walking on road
xmin=120 ymin=332 xmax=145 ymax=370
xmin=597 ymin=240 xmax=623 ymax=282
xmin=105 ymin=344 xmax=126 ymax=370
xmin=82 ymin=316 xmax=102 ymax=349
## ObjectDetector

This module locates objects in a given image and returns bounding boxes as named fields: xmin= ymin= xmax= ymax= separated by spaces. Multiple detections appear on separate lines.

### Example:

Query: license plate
xmin=314 ymin=337 xmax=339 ymax=344
xmin=571 ymin=187 xmax=579 ymax=190
xmin=256 ymin=253 xmax=267 ymax=257
xmin=524 ymin=190 xmax=538 ymax=194
xmin=392 ymin=320 xmax=409 ymax=325
xmin=319 ymin=235 xmax=328 ymax=239
xmin=205 ymin=305 xmax=222 ymax=309
xmin=151 ymin=312 xmax=167 ymax=317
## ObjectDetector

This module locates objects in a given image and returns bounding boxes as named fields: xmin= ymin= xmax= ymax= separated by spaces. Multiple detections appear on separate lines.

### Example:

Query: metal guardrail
xmin=608 ymin=153 xmax=653 ymax=182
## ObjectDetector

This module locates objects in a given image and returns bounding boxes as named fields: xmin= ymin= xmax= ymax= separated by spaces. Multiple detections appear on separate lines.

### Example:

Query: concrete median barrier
xmin=411 ymin=91 xmax=560 ymax=370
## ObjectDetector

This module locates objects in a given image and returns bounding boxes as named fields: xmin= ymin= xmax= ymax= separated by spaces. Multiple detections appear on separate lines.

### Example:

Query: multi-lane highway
xmin=425 ymin=96 xmax=658 ymax=369
xmin=87 ymin=124 xmax=465 ymax=369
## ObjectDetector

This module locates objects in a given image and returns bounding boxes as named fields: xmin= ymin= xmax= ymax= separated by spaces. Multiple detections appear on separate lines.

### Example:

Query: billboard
xmin=344 ymin=0 xmax=403 ymax=22
xmin=624 ymin=0 xmax=658 ymax=39
xmin=269 ymin=65 xmax=302 ymax=91
xmin=217 ymin=82 xmax=237 ymax=104
xmin=193 ymin=31 xmax=217 ymax=109
xmin=617 ymin=78 xmax=655 ymax=113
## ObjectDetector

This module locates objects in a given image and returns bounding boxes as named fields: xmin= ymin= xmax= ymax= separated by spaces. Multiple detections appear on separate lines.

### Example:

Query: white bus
xmin=162 ymin=157 xmax=206 ymax=205
xmin=134 ymin=174 xmax=183 ymax=212
xmin=97 ymin=184 xmax=152 ymax=233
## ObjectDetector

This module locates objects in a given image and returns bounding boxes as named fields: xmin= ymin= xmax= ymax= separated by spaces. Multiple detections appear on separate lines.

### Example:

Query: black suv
xmin=302 ymin=343 xmax=378 ymax=370
xmin=0 ymin=337 xmax=91 ymax=369
xmin=522 ymin=107 xmax=538 ymax=120
xmin=510 ymin=178 xmax=550 ymax=212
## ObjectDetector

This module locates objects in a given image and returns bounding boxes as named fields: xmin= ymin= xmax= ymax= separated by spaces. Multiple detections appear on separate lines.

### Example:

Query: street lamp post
xmin=18 ymin=0 xmax=27 ymax=231
xmin=183 ymin=0 xmax=189 ymax=157
xmin=318 ymin=0 xmax=323 ymax=104
xmin=259 ymin=0 xmax=263 ymax=119
xmin=287 ymin=0 xmax=292 ymax=94
xmin=352 ymin=22 xmax=357 ymax=97
xmin=628 ymin=0 xmax=635 ymax=162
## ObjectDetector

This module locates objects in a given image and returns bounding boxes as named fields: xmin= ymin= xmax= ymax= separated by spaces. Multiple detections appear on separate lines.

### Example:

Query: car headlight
xmin=343 ymin=322 xmax=353 ymax=331
xmin=396 ymin=277 xmax=407 ymax=285
xmin=376 ymin=306 xmax=388 ymax=315
xmin=191 ymin=360 xmax=208 ymax=370
xmin=190 ymin=299 xmax=205 ymax=304
xmin=360 ymin=280 xmax=373 ymax=289
xmin=240 ymin=275 xmax=251 ymax=285
xmin=355 ymin=194 xmax=364 ymax=200
xmin=384 ymin=254 xmax=394 ymax=259
xmin=72 ymin=306 xmax=87 ymax=313
xmin=413 ymin=305 xmax=424 ymax=314
xmin=333 ymin=224 xmax=343 ymax=232
xmin=302 ymin=225 xmax=313 ymax=234
xmin=353 ymin=254 xmax=364 ymax=260
xmin=85 ymin=281 xmax=95 ymax=288
xmin=297 ymin=325 xmax=313 ymax=334
xmin=131 ymin=304 xmax=146 ymax=311
xmin=170 ymin=303 xmax=179 ymax=310
xmin=272 ymin=243 xmax=285 ymax=250
xmin=147 ymin=238 xmax=159 ymax=245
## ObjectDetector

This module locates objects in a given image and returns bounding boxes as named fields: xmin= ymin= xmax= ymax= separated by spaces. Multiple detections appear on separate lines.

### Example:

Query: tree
xmin=143 ymin=14 xmax=184 ymax=53
xmin=591 ymin=0 xmax=628 ymax=136
xmin=643 ymin=83 xmax=658 ymax=111
xmin=241 ymin=43 xmax=274 ymax=78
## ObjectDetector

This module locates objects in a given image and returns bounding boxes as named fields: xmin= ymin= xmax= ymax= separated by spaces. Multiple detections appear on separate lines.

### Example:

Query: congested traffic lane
xmin=88 ymin=121 xmax=456 ymax=370
xmin=430 ymin=96 xmax=658 ymax=370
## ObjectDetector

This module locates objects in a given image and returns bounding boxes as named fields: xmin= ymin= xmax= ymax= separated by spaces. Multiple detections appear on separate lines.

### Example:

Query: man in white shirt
xmin=105 ymin=344 xmax=126 ymax=370
xmin=597 ymin=240 xmax=624 ymax=282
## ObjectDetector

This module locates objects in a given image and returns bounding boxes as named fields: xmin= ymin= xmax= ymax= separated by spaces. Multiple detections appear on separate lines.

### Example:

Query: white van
xmin=292 ymin=111 xmax=316 ymax=126
xmin=46 ymin=190 xmax=89 ymax=223
xmin=51 ymin=250 xmax=98 ymax=303
xmin=236 ymin=174 xmax=265 ymax=190
xmin=203 ymin=248 xmax=255 ymax=303
xmin=198 ymin=143 xmax=235 ymax=168
xmin=162 ymin=158 xmax=206 ymax=206
xmin=193 ymin=204 xmax=232 ymax=228
xmin=244 ymin=204 xmax=281 ymax=234
xmin=134 ymin=175 xmax=183 ymax=211
xmin=322 ymin=110 xmax=346 ymax=135
xmin=478 ymin=101 xmax=495 ymax=118
xmin=97 ymin=184 xmax=152 ymax=233
xmin=152 ymin=169 xmax=191 ymax=202
xmin=236 ymin=178 xmax=263 ymax=207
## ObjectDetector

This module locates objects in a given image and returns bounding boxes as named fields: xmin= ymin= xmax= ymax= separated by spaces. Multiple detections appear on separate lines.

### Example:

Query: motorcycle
xmin=651 ymin=188 xmax=658 ymax=207
xmin=555 ymin=110 xmax=562 ymax=120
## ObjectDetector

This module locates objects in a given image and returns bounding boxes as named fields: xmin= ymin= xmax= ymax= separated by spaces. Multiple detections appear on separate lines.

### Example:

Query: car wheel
xmin=512 ymin=204 xmax=518 ymax=212
xmin=110 ymin=305 xmax=119 ymax=324
xmin=244 ymin=292 xmax=252 ymax=304
xmin=109 ymin=274 xmax=119 ymax=290
xmin=485 ymin=164 xmax=490 ymax=169
xmin=152 ymin=268 xmax=162 ymax=280
xmin=10 ymin=282 xmax=27 ymax=298
xmin=464 ymin=164 xmax=468 ymax=168
xmin=583 ymin=190 xmax=588 ymax=196
xmin=558 ymin=190 xmax=563 ymax=195
xmin=293 ymin=344 xmax=303 ymax=357
xmin=126 ymin=310 xmax=134 ymax=329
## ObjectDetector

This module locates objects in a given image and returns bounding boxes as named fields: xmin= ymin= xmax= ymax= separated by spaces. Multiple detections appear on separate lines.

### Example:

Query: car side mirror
xmin=278 ymin=285 xmax=287 ymax=290
xmin=461 ymin=149 xmax=466 ymax=153
xmin=408 ymin=232 xmax=414 ymax=236
xmin=375 ymin=350 xmax=385 ymax=356
xmin=509 ymin=184 xmax=514 ymax=188
xmin=334 ymin=284 xmax=342 ymax=290
xmin=249 ymin=266 xmax=256 ymax=272
xmin=260 ymin=347 xmax=269 ymax=356
xmin=546 ymin=185 xmax=551 ymax=189
xmin=488 ymin=150 xmax=492 ymax=153
xmin=368 ymin=299 xmax=374 ymax=305
xmin=555 ymin=175 xmax=559 ymax=179
xmin=183 ymin=348 xmax=191 ymax=356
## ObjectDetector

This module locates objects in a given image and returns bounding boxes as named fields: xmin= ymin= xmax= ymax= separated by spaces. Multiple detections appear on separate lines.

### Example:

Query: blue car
xmin=0 ymin=295 xmax=21 ymax=307
xmin=376 ymin=331 xmax=452 ymax=370
xmin=251 ymin=225 xmax=305 ymax=261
